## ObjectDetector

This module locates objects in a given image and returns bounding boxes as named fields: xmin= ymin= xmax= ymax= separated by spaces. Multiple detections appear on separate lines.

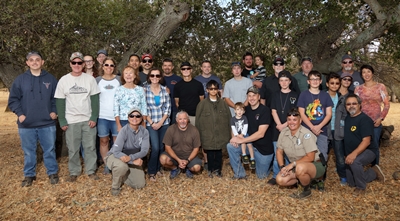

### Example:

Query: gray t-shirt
xmin=223 ymin=77 xmax=253 ymax=116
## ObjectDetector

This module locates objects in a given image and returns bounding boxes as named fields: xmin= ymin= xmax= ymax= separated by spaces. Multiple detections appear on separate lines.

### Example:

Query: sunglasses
xmin=346 ymin=102 xmax=358 ymax=106
xmin=274 ymin=63 xmax=284 ymax=66
xmin=150 ymin=74 xmax=161 ymax=78
xmin=329 ymin=82 xmax=341 ymax=85
xmin=71 ymin=61 xmax=83 ymax=65
xmin=207 ymin=88 xmax=218 ymax=91
xmin=181 ymin=68 xmax=192 ymax=71
xmin=129 ymin=114 xmax=142 ymax=118
xmin=103 ymin=63 xmax=115 ymax=67
xmin=342 ymin=61 xmax=353 ymax=64
xmin=143 ymin=59 xmax=153 ymax=63
xmin=342 ymin=78 xmax=352 ymax=81
xmin=287 ymin=113 xmax=300 ymax=117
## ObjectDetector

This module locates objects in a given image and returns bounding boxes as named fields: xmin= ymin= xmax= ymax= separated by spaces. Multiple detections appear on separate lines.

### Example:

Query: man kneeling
xmin=160 ymin=111 xmax=202 ymax=179
xmin=276 ymin=108 xmax=326 ymax=199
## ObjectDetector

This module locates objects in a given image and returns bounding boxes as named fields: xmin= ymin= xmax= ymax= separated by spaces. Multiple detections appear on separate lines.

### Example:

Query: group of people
xmin=8 ymin=50 xmax=389 ymax=198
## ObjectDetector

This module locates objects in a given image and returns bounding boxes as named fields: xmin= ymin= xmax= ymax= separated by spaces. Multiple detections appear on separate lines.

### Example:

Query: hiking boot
xmin=340 ymin=177 xmax=347 ymax=186
xmin=353 ymin=188 xmax=366 ymax=196
xmin=186 ymin=169 xmax=193 ymax=179
xmin=111 ymin=188 xmax=121 ymax=196
xmin=231 ymin=176 xmax=247 ymax=180
xmin=267 ymin=178 xmax=277 ymax=185
xmin=242 ymin=155 xmax=250 ymax=164
xmin=289 ymin=189 xmax=312 ymax=199
xmin=170 ymin=168 xmax=181 ymax=179
xmin=208 ymin=171 xmax=213 ymax=178
xmin=204 ymin=162 xmax=208 ymax=171
xmin=49 ymin=174 xmax=59 ymax=185
xmin=371 ymin=165 xmax=385 ymax=183
xmin=67 ymin=175 xmax=77 ymax=182
xmin=310 ymin=180 xmax=318 ymax=189
xmin=103 ymin=166 xmax=111 ymax=175
xmin=149 ymin=174 xmax=156 ymax=182
xmin=316 ymin=180 xmax=325 ymax=191
xmin=21 ymin=177 xmax=36 ymax=187
xmin=250 ymin=159 xmax=256 ymax=169
xmin=88 ymin=173 xmax=100 ymax=180
xmin=212 ymin=170 xmax=222 ymax=178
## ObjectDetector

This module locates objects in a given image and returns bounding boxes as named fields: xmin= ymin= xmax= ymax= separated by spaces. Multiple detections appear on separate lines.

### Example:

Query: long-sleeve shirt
xmin=145 ymin=84 xmax=171 ymax=126
xmin=107 ymin=125 xmax=150 ymax=164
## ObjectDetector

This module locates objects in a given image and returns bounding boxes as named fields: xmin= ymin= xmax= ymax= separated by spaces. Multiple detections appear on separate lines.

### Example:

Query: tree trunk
xmin=118 ymin=1 xmax=190 ymax=69
xmin=0 ymin=63 xmax=23 ymax=90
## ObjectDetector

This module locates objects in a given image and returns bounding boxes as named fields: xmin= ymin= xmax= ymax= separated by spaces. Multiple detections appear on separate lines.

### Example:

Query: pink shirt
xmin=355 ymin=83 xmax=390 ymax=121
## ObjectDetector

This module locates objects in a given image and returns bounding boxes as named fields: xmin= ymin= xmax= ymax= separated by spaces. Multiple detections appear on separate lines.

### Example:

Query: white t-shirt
xmin=54 ymin=73 xmax=100 ymax=124
xmin=96 ymin=76 xmax=121 ymax=120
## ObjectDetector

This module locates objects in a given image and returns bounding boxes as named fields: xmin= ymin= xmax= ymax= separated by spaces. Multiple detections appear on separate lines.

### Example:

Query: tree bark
xmin=118 ymin=1 xmax=190 ymax=69
xmin=0 ymin=63 xmax=23 ymax=90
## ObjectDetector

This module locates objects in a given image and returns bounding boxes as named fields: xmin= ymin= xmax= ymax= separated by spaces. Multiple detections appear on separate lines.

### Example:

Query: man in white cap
xmin=337 ymin=54 xmax=363 ymax=91
xmin=55 ymin=52 xmax=101 ymax=182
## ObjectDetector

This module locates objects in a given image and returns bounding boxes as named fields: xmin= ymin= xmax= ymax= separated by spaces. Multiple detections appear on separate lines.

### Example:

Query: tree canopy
xmin=1 ymin=0 xmax=400 ymax=95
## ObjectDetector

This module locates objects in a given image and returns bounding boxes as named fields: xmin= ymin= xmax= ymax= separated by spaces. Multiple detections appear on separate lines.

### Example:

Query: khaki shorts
xmin=313 ymin=161 xmax=326 ymax=179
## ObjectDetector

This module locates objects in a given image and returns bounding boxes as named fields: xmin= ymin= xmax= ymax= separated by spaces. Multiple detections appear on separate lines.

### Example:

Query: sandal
xmin=149 ymin=174 xmax=156 ymax=182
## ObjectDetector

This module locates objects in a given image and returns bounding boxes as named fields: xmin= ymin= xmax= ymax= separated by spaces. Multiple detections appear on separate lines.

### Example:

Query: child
xmin=230 ymin=102 xmax=255 ymax=169
xmin=195 ymin=80 xmax=231 ymax=178
xmin=251 ymin=55 xmax=266 ymax=82
xmin=268 ymin=70 xmax=299 ymax=185
xmin=297 ymin=70 xmax=333 ymax=191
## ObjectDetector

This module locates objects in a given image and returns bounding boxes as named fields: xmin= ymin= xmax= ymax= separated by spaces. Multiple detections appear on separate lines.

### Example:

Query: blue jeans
xmin=372 ymin=125 xmax=382 ymax=165
xmin=147 ymin=125 xmax=168 ymax=175
xmin=316 ymin=134 xmax=328 ymax=161
xmin=272 ymin=141 xmax=289 ymax=179
xmin=227 ymin=143 xmax=273 ymax=179
xmin=18 ymin=126 xmax=58 ymax=177
xmin=332 ymin=130 xmax=346 ymax=179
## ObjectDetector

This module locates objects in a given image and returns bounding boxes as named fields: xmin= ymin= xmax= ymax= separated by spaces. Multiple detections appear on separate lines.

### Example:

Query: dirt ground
xmin=0 ymin=88 xmax=399 ymax=220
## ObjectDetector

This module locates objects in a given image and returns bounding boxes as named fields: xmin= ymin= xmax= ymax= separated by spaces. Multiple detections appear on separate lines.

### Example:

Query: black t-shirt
xmin=241 ymin=68 xmax=255 ymax=78
xmin=270 ymin=90 xmax=299 ymax=141
xmin=174 ymin=79 xmax=204 ymax=116
xmin=344 ymin=112 xmax=376 ymax=156
xmin=245 ymin=104 xmax=273 ymax=155
xmin=261 ymin=74 xmax=300 ymax=108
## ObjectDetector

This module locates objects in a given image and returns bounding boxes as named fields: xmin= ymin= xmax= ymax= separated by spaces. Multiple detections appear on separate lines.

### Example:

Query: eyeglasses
xmin=103 ymin=64 xmax=115 ymax=67
xmin=143 ymin=59 xmax=153 ymax=63
xmin=84 ymin=60 xmax=93 ymax=63
xmin=150 ymin=74 xmax=161 ymax=78
xmin=346 ymin=102 xmax=358 ymax=106
xmin=71 ymin=61 xmax=83 ymax=65
xmin=308 ymin=78 xmax=320 ymax=81
xmin=181 ymin=68 xmax=192 ymax=71
xmin=129 ymin=114 xmax=142 ymax=118
xmin=342 ymin=78 xmax=352 ymax=81
xmin=274 ymin=63 xmax=284 ymax=66
xmin=342 ymin=61 xmax=353 ymax=64
xmin=207 ymin=88 xmax=218 ymax=91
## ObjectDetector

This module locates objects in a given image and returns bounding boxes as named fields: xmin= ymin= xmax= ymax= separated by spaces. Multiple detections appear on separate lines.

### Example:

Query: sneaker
xmin=67 ymin=175 xmax=77 ymax=182
xmin=157 ymin=170 xmax=164 ymax=177
xmin=316 ymin=180 xmax=325 ymax=191
xmin=111 ymin=188 xmax=121 ymax=196
xmin=310 ymin=180 xmax=318 ymax=189
xmin=267 ymin=178 xmax=277 ymax=185
xmin=88 ymin=173 xmax=100 ymax=180
xmin=21 ymin=177 xmax=36 ymax=187
xmin=242 ymin=155 xmax=250 ymax=164
xmin=212 ymin=170 xmax=222 ymax=178
xmin=250 ymin=159 xmax=256 ymax=169
xmin=149 ymin=174 xmax=156 ymax=182
xmin=186 ymin=169 xmax=193 ymax=179
xmin=49 ymin=174 xmax=59 ymax=185
xmin=371 ymin=165 xmax=385 ymax=183
xmin=170 ymin=168 xmax=181 ymax=179
xmin=353 ymin=188 xmax=366 ymax=196
xmin=340 ymin=178 xmax=347 ymax=186
xmin=204 ymin=162 xmax=208 ymax=171
xmin=289 ymin=189 xmax=312 ymax=199
xmin=231 ymin=176 xmax=247 ymax=180
xmin=208 ymin=171 xmax=213 ymax=178
xmin=103 ymin=166 xmax=111 ymax=175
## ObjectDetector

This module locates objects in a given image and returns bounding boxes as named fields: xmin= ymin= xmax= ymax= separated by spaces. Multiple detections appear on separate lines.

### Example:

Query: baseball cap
xmin=26 ymin=51 xmax=42 ymax=60
xmin=70 ymin=52 xmax=84 ymax=61
xmin=273 ymin=56 xmax=285 ymax=65
xmin=127 ymin=107 xmax=142 ymax=116
xmin=278 ymin=70 xmax=292 ymax=80
xmin=142 ymin=54 xmax=153 ymax=60
xmin=246 ymin=86 xmax=259 ymax=94
xmin=97 ymin=49 xmax=108 ymax=56
xmin=180 ymin=61 xmax=192 ymax=68
xmin=340 ymin=73 xmax=353 ymax=79
xmin=301 ymin=57 xmax=312 ymax=64
xmin=342 ymin=54 xmax=353 ymax=61
xmin=231 ymin=62 xmax=241 ymax=68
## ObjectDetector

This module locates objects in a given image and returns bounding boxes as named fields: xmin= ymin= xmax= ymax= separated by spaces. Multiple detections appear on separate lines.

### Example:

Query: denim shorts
xmin=97 ymin=118 xmax=118 ymax=137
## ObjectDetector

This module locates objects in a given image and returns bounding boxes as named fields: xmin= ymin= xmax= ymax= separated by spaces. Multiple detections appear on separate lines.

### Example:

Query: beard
xmin=344 ymin=67 xmax=352 ymax=71
xmin=348 ymin=107 xmax=357 ymax=116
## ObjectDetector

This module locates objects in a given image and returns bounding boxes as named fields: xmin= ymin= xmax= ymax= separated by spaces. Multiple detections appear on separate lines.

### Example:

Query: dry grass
xmin=0 ymin=89 xmax=399 ymax=221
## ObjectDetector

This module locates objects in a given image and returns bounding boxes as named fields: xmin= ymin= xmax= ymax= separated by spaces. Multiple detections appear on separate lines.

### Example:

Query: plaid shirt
xmin=145 ymin=85 xmax=171 ymax=126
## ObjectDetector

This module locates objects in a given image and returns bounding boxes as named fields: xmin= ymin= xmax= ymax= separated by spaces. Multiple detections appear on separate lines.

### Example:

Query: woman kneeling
xmin=276 ymin=108 xmax=326 ymax=199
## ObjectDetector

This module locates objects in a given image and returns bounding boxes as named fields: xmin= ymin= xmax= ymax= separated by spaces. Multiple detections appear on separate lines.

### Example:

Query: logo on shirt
xmin=104 ymin=84 xmax=115 ymax=90
xmin=290 ymin=97 xmax=296 ymax=104
xmin=235 ymin=120 xmax=245 ymax=134
xmin=171 ymin=80 xmax=178 ymax=85
xmin=255 ymin=114 xmax=260 ymax=120
xmin=306 ymin=99 xmax=324 ymax=121
xmin=43 ymin=82 xmax=51 ymax=89
xmin=304 ymin=133 xmax=311 ymax=139
xmin=69 ymin=83 xmax=88 ymax=94
xmin=351 ymin=126 xmax=357 ymax=132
